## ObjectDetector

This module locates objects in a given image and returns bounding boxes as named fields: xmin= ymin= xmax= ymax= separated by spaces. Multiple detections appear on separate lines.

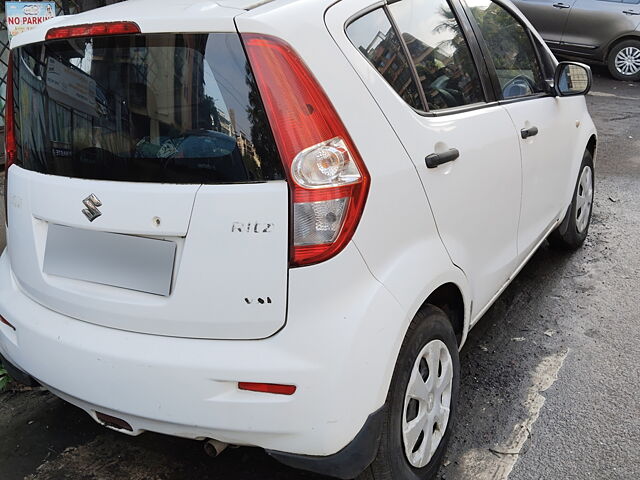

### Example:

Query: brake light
xmin=238 ymin=382 xmax=297 ymax=396
xmin=45 ymin=21 xmax=140 ymax=40
xmin=242 ymin=34 xmax=370 ymax=267
xmin=4 ymin=54 xmax=16 ymax=226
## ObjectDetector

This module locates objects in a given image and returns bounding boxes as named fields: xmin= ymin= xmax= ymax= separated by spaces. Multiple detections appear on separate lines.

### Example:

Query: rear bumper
xmin=0 ymin=244 xmax=405 ymax=464
xmin=0 ymin=352 xmax=39 ymax=387
xmin=268 ymin=405 xmax=386 ymax=480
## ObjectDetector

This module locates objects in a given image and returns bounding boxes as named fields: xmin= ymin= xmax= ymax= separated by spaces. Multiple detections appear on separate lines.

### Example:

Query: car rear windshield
xmin=9 ymin=33 xmax=284 ymax=183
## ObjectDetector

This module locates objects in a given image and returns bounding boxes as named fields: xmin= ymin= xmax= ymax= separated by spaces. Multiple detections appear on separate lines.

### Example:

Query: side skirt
xmin=469 ymin=219 xmax=561 ymax=329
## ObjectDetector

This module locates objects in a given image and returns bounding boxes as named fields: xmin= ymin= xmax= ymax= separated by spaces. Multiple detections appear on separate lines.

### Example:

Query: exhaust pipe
xmin=204 ymin=438 xmax=228 ymax=458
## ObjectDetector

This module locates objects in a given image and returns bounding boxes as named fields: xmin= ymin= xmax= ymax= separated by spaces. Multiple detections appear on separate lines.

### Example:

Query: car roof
xmin=9 ymin=0 xmax=290 ymax=49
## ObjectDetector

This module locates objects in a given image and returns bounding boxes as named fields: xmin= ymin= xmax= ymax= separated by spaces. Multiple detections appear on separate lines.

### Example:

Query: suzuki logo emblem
xmin=82 ymin=194 xmax=102 ymax=222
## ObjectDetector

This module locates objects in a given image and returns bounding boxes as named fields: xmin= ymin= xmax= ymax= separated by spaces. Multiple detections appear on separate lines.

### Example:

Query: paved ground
xmin=1 ymin=66 xmax=639 ymax=480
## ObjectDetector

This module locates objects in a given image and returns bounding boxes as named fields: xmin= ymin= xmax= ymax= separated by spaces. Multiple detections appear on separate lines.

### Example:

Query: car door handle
xmin=623 ymin=9 xmax=640 ymax=15
xmin=553 ymin=2 xmax=571 ymax=8
xmin=521 ymin=126 xmax=539 ymax=139
xmin=425 ymin=148 xmax=460 ymax=168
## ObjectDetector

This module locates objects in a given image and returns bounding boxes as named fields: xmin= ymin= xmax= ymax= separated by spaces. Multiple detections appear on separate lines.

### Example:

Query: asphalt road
xmin=1 ymin=66 xmax=639 ymax=480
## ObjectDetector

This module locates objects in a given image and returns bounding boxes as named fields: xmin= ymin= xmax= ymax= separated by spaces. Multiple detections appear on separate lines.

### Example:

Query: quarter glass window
xmin=347 ymin=8 xmax=423 ymax=109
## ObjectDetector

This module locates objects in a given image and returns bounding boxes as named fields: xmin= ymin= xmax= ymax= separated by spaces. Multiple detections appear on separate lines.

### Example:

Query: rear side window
xmin=388 ymin=0 xmax=485 ymax=111
xmin=466 ymin=0 xmax=546 ymax=99
xmin=11 ymin=33 xmax=284 ymax=184
xmin=346 ymin=8 xmax=423 ymax=110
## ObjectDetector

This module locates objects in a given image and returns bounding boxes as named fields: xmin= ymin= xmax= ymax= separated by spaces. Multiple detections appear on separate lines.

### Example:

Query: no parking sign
xmin=5 ymin=2 xmax=56 ymax=42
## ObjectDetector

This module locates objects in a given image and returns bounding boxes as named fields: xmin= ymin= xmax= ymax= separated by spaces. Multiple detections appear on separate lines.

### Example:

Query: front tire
xmin=548 ymin=150 xmax=594 ymax=250
xmin=359 ymin=306 xmax=460 ymax=480
xmin=607 ymin=40 xmax=640 ymax=81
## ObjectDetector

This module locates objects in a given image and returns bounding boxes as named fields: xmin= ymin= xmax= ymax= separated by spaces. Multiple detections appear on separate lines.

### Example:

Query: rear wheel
xmin=548 ymin=150 xmax=594 ymax=250
xmin=607 ymin=40 xmax=640 ymax=81
xmin=359 ymin=306 xmax=460 ymax=480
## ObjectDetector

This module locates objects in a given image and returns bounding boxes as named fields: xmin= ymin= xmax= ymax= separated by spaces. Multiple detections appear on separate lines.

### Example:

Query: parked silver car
xmin=512 ymin=0 xmax=640 ymax=80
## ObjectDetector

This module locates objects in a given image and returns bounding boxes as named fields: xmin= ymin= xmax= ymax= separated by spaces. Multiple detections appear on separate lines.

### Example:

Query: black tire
xmin=358 ymin=306 xmax=460 ymax=480
xmin=548 ymin=150 xmax=594 ymax=250
xmin=607 ymin=40 xmax=640 ymax=82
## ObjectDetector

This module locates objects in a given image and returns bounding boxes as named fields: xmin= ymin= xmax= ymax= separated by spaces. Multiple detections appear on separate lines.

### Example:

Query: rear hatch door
xmin=6 ymin=12 xmax=289 ymax=339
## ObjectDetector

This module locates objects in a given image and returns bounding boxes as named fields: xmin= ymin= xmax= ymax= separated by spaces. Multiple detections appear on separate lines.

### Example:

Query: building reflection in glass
xmin=11 ymin=33 xmax=280 ymax=184
xmin=347 ymin=9 xmax=422 ymax=109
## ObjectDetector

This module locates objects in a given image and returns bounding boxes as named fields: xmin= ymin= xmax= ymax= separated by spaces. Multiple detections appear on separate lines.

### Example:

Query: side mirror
xmin=554 ymin=62 xmax=592 ymax=97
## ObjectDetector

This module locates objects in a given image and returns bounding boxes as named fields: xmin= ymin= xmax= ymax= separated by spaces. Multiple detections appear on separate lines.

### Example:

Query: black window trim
xmin=447 ymin=0 xmax=497 ymax=105
xmin=344 ymin=0 xmax=500 ymax=118
xmin=526 ymin=21 xmax=556 ymax=82
xmin=383 ymin=3 xmax=430 ymax=111
xmin=530 ymin=34 xmax=557 ymax=79
xmin=390 ymin=0 xmax=497 ymax=115
xmin=457 ymin=0 xmax=556 ymax=105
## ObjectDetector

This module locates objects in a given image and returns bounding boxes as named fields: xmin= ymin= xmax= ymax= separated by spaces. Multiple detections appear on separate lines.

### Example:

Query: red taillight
xmin=238 ymin=382 xmax=297 ymax=396
xmin=4 ymin=54 xmax=16 ymax=226
xmin=45 ymin=21 xmax=140 ymax=41
xmin=242 ymin=34 xmax=370 ymax=267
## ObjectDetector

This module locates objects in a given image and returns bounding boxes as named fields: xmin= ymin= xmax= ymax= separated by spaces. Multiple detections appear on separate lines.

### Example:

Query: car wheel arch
xmin=604 ymin=33 xmax=640 ymax=62
xmin=418 ymin=283 xmax=466 ymax=347
xmin=587 ymin=134 xmax=597 ymax=162
xmin=373 ymin=278 xmax=469 ymax=440
xmin=397 ymin=274 xmax=471 ymax=355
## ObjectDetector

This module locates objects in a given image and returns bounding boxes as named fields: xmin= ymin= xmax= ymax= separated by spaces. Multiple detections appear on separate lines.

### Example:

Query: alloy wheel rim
xmin=402 ymin=339 xmax=453 ymax=468
xmin=615 ymin=47 xmax=640 ymax=76
xmin=576 ymin=165 xmax=593 ymax=233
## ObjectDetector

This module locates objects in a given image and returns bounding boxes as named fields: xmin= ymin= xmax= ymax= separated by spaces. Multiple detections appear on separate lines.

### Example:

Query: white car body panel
xmin=239 ymin=0 xmax=472 ymax=343
xmin=240 ymin=0 xmax=474 ymax=351
xmin=0 ymin=242 xmax=404 ymax=455
xmin=0 ymin=0 xmax=597 ymax=469
xmin=326 ymin=0 xmax=521 ymax=317
xmin=8 ymin=167 xmax=290 ymax=339
xmin=503 ymin=97 xmax=582 ymax=253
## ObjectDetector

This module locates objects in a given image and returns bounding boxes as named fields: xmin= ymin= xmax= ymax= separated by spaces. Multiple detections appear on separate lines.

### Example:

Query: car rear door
xmin=331 ymin=0 xmax=523 ymax=315
xmin=463 ymin=0 xmax=582 ymax=253
xmin=6 ymin=25 xmax=290 ymax=340
xmin=511 ymin=0 xmax=577 ymax=45
xmin=562 ymin=0 xmax=640 ymax=53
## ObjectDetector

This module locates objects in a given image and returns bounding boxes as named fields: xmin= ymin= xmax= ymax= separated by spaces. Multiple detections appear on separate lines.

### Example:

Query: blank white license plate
xmin=43 ymin=224 xmax=176 ymax=296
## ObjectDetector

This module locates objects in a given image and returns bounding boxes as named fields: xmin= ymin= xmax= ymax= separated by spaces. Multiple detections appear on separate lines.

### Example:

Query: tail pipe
xmin=204 ymin=438 xmax=229 ymax=458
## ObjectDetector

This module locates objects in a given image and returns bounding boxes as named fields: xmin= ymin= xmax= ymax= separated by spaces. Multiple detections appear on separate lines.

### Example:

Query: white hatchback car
xmin=1 ymin=0 xmax=596 ymax=479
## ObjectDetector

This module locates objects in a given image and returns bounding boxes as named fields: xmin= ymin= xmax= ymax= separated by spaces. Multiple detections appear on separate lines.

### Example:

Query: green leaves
xmin=0 ymin=366 xmax=11 ymax=391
